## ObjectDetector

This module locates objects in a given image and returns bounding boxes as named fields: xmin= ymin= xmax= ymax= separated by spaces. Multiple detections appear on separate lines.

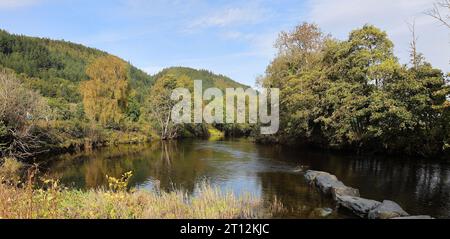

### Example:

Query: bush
xmin=0 ymin=157 xmax=23 ymax=183
xmin=0 ymin=70 xmax=51 ymax=159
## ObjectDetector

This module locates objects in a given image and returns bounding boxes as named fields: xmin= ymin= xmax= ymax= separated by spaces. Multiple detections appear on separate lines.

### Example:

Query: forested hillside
xmin=0 ymin=30 xmax=246 ymax=160
xmin=154 ymin=67 xmax=247 ymax=89
xmin=1 ymin=23 xmax=449 ymax=159
xmin=0 ymin=30 xmax=153 ymax=103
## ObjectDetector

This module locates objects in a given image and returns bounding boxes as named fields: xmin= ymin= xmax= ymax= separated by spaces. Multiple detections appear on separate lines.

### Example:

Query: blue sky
xmin=0 ymin=0 xmax=448 ymax=86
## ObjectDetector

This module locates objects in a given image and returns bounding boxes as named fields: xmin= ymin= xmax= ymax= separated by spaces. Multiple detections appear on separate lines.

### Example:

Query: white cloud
xmin=188 ymin=3 xmax=269 ymax=30
xmin=0 ymin=0 xmax=42 ymax=9
xmin=307 ymin=0 xmax=450 ymax=71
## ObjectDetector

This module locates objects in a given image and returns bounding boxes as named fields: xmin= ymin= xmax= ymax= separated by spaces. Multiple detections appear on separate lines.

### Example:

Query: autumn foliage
xmin=80 ymin=56 xmax=129 ymax=127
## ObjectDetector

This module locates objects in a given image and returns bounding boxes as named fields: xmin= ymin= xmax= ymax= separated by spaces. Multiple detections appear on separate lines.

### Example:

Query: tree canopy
xmin=80 ymin=56 xmax=130 ymax=127
xmin=258 ymin=23 xmax=450 ymax=157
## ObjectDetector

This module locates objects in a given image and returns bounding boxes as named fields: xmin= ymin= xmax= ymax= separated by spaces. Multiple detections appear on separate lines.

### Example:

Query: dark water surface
xmin=44 ymin=139 xmax=450 ymax=218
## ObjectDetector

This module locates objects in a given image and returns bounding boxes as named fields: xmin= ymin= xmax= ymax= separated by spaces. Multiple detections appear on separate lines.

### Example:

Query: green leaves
xmin=259 ymin=23 xmax=449 ymax=157
xmin=81 ymin=56 xmax=130 ymax=127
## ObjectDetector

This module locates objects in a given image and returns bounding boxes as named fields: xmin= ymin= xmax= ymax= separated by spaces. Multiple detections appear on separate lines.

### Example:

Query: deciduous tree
xmin=80 ymin=56 xmax=129 ymax=127
xmin=144 ymin=74 xmax=191 ymax=140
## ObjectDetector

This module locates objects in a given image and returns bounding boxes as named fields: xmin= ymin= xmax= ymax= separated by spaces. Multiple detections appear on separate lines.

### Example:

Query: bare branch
xmin=407 ymin=20 xmax=424 ymax=69
xmin=426 ymin=0 xmax=450 ymax=29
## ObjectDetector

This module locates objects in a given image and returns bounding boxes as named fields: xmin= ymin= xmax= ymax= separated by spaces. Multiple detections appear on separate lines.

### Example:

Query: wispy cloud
xmin=0 ymin=0 xmax=42 ymax=9
xmin=307 ymin=0 xmax=433 ymax=30
xmin=188 ymin=3 xmax=269 ymax=30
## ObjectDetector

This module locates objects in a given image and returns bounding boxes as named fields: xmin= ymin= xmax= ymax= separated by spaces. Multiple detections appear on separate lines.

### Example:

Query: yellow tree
xmin=80 ymin=55 xmax=129 ymax=126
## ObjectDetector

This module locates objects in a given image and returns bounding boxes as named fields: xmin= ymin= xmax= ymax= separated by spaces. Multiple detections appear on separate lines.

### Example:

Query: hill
xmin=0 ymin=29 xmax=251 ymax=154
xmin=154 ymin=66 xmax=248 ymax=89
xmin=0 ymin=29 xmax=153 ymax=104
xmin=0 ymin=30 xmax=248 ymax=103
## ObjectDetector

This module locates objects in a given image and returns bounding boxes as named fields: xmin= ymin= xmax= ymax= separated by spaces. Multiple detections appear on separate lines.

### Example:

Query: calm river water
xmin=44 ymin=139 xmax=450 ymax=218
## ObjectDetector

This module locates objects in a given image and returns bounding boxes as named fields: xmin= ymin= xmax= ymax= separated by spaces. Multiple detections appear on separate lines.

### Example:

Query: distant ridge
xmin=0 ymin=30 xmax=247 ymax=103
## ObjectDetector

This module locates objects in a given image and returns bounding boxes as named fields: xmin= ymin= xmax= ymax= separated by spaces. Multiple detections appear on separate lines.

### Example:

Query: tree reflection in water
xmin=44 ymin=139 xmax=450 ymax=218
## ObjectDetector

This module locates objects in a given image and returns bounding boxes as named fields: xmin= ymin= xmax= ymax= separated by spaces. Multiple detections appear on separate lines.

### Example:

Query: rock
xmin=312 ymin=208 xmax=333 ymax=217
xmin=336 ymin=195 xmax=381 ymax=218
xmin=304 ymin=170 xmax=359 ymax=198
xmin=331 ymin=186 xmax=360 ymax=201
xmin=368 ymin=200 xmax=409 ymax=219
xmin=293 ymin=165 xmax=309 ymax=173
xmin=304 ymin=170 xmax=416 ymax=220
xmin=392 ymin=215 xmax=434 ymax=219
xmin=304 ymin=170 xmax=330 ymax=184
xmin=314 ymin=174 xmax=345 ymax=195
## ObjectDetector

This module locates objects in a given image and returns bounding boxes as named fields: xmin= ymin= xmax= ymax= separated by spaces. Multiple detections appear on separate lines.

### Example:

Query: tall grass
xmin=0 ymin=162 xmax=274 ymax=219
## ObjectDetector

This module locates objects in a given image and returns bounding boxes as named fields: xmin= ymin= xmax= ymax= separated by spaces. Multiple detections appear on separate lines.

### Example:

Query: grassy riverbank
xmin=0 ymin=159 xmax=270 ymax=219
xmin=0 ymin=184 xmax=266 ymax=219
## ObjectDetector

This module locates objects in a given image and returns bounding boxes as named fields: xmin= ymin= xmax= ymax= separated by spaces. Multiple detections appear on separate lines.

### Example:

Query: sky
xmin=0 ymin=0 xmax=448 ymax=86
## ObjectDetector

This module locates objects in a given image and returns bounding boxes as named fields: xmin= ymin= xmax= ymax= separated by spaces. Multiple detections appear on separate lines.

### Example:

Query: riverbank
xmin=0 ymin=185 xmax=267 ymax=219
xmin=0 ymin=163 xmax=271 ymax=219
xmin=37 ymin=120 xmax=152 ymax=154
xmin=39 ymin=139 xmax=450 ymax=218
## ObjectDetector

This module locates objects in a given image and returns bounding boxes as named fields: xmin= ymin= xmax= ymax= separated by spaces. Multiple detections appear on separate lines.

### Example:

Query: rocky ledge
xmin=304 ymin=170 xmax=433 ymax=219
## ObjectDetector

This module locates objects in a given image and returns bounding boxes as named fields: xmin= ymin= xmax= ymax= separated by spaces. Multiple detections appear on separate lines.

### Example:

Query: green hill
xmin=0 ymin=29 xmax=153 ymax=104
xmin=0 ymin=30 xmax=248 ymax=123
xmin=0 ymin=30 xmax=248 ymax=102
xmin=154 ymin=66 xmax=248 ymax=89
xmin=0 ymin=29 xmax=253 ymax=161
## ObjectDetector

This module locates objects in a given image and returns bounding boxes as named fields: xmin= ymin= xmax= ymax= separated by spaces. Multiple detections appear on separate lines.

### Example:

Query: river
xmin=43 ymin=139 xmax=450 ymax=218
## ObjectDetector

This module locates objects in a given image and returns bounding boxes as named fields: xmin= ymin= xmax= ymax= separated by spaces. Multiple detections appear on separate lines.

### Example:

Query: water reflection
xmin=45 ymin=139 xmax=450 ymax=218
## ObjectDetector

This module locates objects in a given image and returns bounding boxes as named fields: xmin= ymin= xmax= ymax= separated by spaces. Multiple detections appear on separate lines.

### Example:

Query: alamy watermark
xmin=170 ymin=80 xmax=279 ymax=135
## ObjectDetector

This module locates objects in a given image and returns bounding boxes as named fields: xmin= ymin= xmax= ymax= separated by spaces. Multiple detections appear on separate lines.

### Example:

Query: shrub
xmin=0 ymin=157 xmax=23 ymax=183
xmin=0 ymin=70 xmax=51 ymax=159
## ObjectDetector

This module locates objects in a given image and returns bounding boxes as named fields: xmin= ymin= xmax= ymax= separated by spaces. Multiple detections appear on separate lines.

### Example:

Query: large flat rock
xmin=314 ymin=174 xmax=346 ymax=195
xmin=304 ymin=170 xmax=334 ymax=184
xmin=368 ymin=200 xmax=409 ymax=219
xmin=336 ymin=195 xmax=381 ymax=218
xmin=331 ymin=186 xmax=360 ymax=200
xmin=304 ymin=170 xmax=358 ymax=198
